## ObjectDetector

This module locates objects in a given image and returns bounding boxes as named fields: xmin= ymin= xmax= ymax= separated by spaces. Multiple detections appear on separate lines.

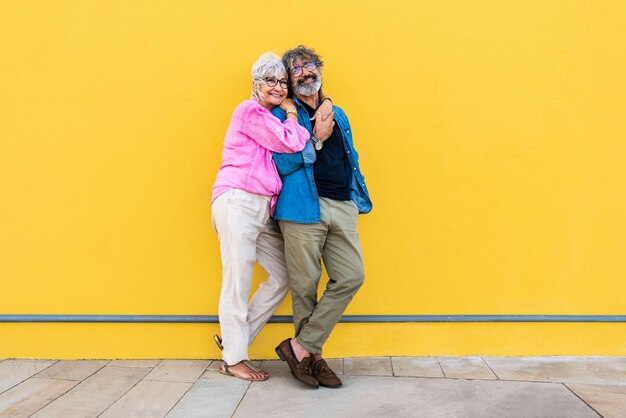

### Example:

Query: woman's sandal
xmin=219 ymin=361 xmax=269 ymax=381
xmin=213 ymin=335 xmax=269 ymax=380
xmin=214 ymin=335 xmax=224 ymax=351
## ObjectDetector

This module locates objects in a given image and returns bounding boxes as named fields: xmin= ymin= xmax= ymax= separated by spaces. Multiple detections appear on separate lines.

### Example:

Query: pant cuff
xmin=222 ymin=356 xmax=248 ymax=366
xmin=296 ymin=336 xmax=321 ymax=355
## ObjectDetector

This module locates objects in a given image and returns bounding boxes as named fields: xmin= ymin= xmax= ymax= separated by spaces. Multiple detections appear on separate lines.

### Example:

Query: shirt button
xmin=353 ymin=167 xmax=357 ymax=170
xmin=347 ymin=151 xmax=350 ymax=154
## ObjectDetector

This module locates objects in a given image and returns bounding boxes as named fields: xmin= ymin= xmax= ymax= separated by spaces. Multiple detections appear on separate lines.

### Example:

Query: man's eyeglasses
xmin=290 ymin=61 xmax=317 ymax=77
xmin=259 ymin=77 xmax=289 ymax=89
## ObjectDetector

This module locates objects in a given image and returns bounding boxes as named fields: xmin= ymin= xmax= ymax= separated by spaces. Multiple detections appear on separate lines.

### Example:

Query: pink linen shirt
xmin=211 ymin=100 xmax=310 ymax=215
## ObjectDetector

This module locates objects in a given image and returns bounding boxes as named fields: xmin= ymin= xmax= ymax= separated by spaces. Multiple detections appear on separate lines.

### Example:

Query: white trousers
xmin=211 ymin=189 xmax=289 ymax=365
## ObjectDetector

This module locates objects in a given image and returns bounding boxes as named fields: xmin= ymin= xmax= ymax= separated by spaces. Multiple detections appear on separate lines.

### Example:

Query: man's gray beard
xmin=293 ymin=75 xmax=322 ymax=97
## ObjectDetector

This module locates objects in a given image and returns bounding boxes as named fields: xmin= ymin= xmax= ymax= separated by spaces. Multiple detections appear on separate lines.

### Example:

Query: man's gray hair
xmin=281 ymin=45 xmax=324 ymax=75
xmin=251 ymin=52 xmax=286 ymax=102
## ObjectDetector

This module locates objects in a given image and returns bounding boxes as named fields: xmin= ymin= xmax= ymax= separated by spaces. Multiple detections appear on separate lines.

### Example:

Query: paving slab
xmin=99 ymin=380 xmax=191 ymax=418
xmin=144 ymin=360 xmax=210 ymax=383
xmin=0 ymin=378 xmax=77 ymax=418
xmin=567 ymin=383 xmax=626 ymax=418
xmin=205 ymin=361 xmax=221 ymax=372
xmin=438 ymin=356 xmax=498 ymax=380
xmin=31 ymin=366 xmax=152 ymax=418
xmin=391 ymin=357 xmax=445 ymax=378
xmin=234 ymin=374 xmax=599 ymax=418
xmin=484 ymin=356 xmax=626 ymax=385
xmin=108 ymin=360 xmax=162 ymax=368
xmin=344 ymin=357 xmax=392 ymax=376
xmin=166 ymin=371 xmax=250 ymax=418
xmin=35 ymin=360 xmax=109 ymax=381
xmin=0 ymin=360 xmax=56 ymax=394
xmin=258 ymin=359 xmax=290 ymax=374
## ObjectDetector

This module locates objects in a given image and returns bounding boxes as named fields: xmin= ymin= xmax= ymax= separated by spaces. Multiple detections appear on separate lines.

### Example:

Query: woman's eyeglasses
xmin=259 ymin=77 xmax=289 ymax=89
xmin=290 ymin=61 xmax=317 ymax=77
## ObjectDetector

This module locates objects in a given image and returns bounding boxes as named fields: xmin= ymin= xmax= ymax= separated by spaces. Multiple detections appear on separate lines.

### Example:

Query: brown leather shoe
xmin=275 ymin=339 xmax=319 ymax=388
xmin=312 ymin=359 xmax=342 ymax=388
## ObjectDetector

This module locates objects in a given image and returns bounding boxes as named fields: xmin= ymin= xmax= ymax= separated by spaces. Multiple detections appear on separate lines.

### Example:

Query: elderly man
xmin=272 ymin=45 xmax=372 ymax=389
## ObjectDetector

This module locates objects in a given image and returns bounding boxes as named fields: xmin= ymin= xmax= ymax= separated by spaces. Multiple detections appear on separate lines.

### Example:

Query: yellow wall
xmin=1 ymin=0 xmax=625 ymax=359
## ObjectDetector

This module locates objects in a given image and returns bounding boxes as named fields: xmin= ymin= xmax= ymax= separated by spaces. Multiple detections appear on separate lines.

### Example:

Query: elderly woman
xmin=211 ymin=52 xmax=331 ymax=381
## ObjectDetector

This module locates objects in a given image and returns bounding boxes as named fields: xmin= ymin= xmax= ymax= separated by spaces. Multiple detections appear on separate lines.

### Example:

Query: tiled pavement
xmin=0 ymin=357 xmax=624 ymax=417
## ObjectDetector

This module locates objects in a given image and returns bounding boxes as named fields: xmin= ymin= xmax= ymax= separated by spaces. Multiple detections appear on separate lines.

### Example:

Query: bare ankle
xmin=290 ymin=338 xmax=311 ymax=362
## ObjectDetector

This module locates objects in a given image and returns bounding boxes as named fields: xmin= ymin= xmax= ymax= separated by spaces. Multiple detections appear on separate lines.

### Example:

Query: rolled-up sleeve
xmin=273 ymin=141 xmax=316 ymax=175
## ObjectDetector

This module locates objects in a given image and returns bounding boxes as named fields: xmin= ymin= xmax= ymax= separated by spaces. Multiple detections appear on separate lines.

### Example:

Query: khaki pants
xmin=212 ymin=189 xmax=290 ymax=365
xmin=279 ymin=197 xmax=365 ymax=354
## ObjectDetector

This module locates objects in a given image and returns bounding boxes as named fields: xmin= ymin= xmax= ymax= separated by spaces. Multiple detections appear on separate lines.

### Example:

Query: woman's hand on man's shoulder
xmin=279 ymin=98 xmax=297 ymax=113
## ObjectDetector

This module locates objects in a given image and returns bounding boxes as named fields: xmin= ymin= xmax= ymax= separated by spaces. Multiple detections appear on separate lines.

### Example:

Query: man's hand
xmin=311 ymin=111 xmax=335 ymax=141
xmin=315 ymin=98 xmax=334 ymax=122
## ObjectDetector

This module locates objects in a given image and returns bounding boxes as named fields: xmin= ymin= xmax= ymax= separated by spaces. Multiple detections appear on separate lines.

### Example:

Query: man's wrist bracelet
xmin=317 ymin=97 xmax=332 ymax=108
xmin=285 ymin=109 xmax=298 ymax=117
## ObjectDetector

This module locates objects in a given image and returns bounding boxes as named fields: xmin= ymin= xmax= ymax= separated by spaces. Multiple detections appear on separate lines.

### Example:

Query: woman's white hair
xmin=251 ymin=52 xmax=287 ymax=102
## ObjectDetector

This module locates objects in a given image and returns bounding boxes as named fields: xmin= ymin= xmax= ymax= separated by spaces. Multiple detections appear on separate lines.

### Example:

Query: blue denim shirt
xmin=272 ymin=97 xmax=372 ymax=223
